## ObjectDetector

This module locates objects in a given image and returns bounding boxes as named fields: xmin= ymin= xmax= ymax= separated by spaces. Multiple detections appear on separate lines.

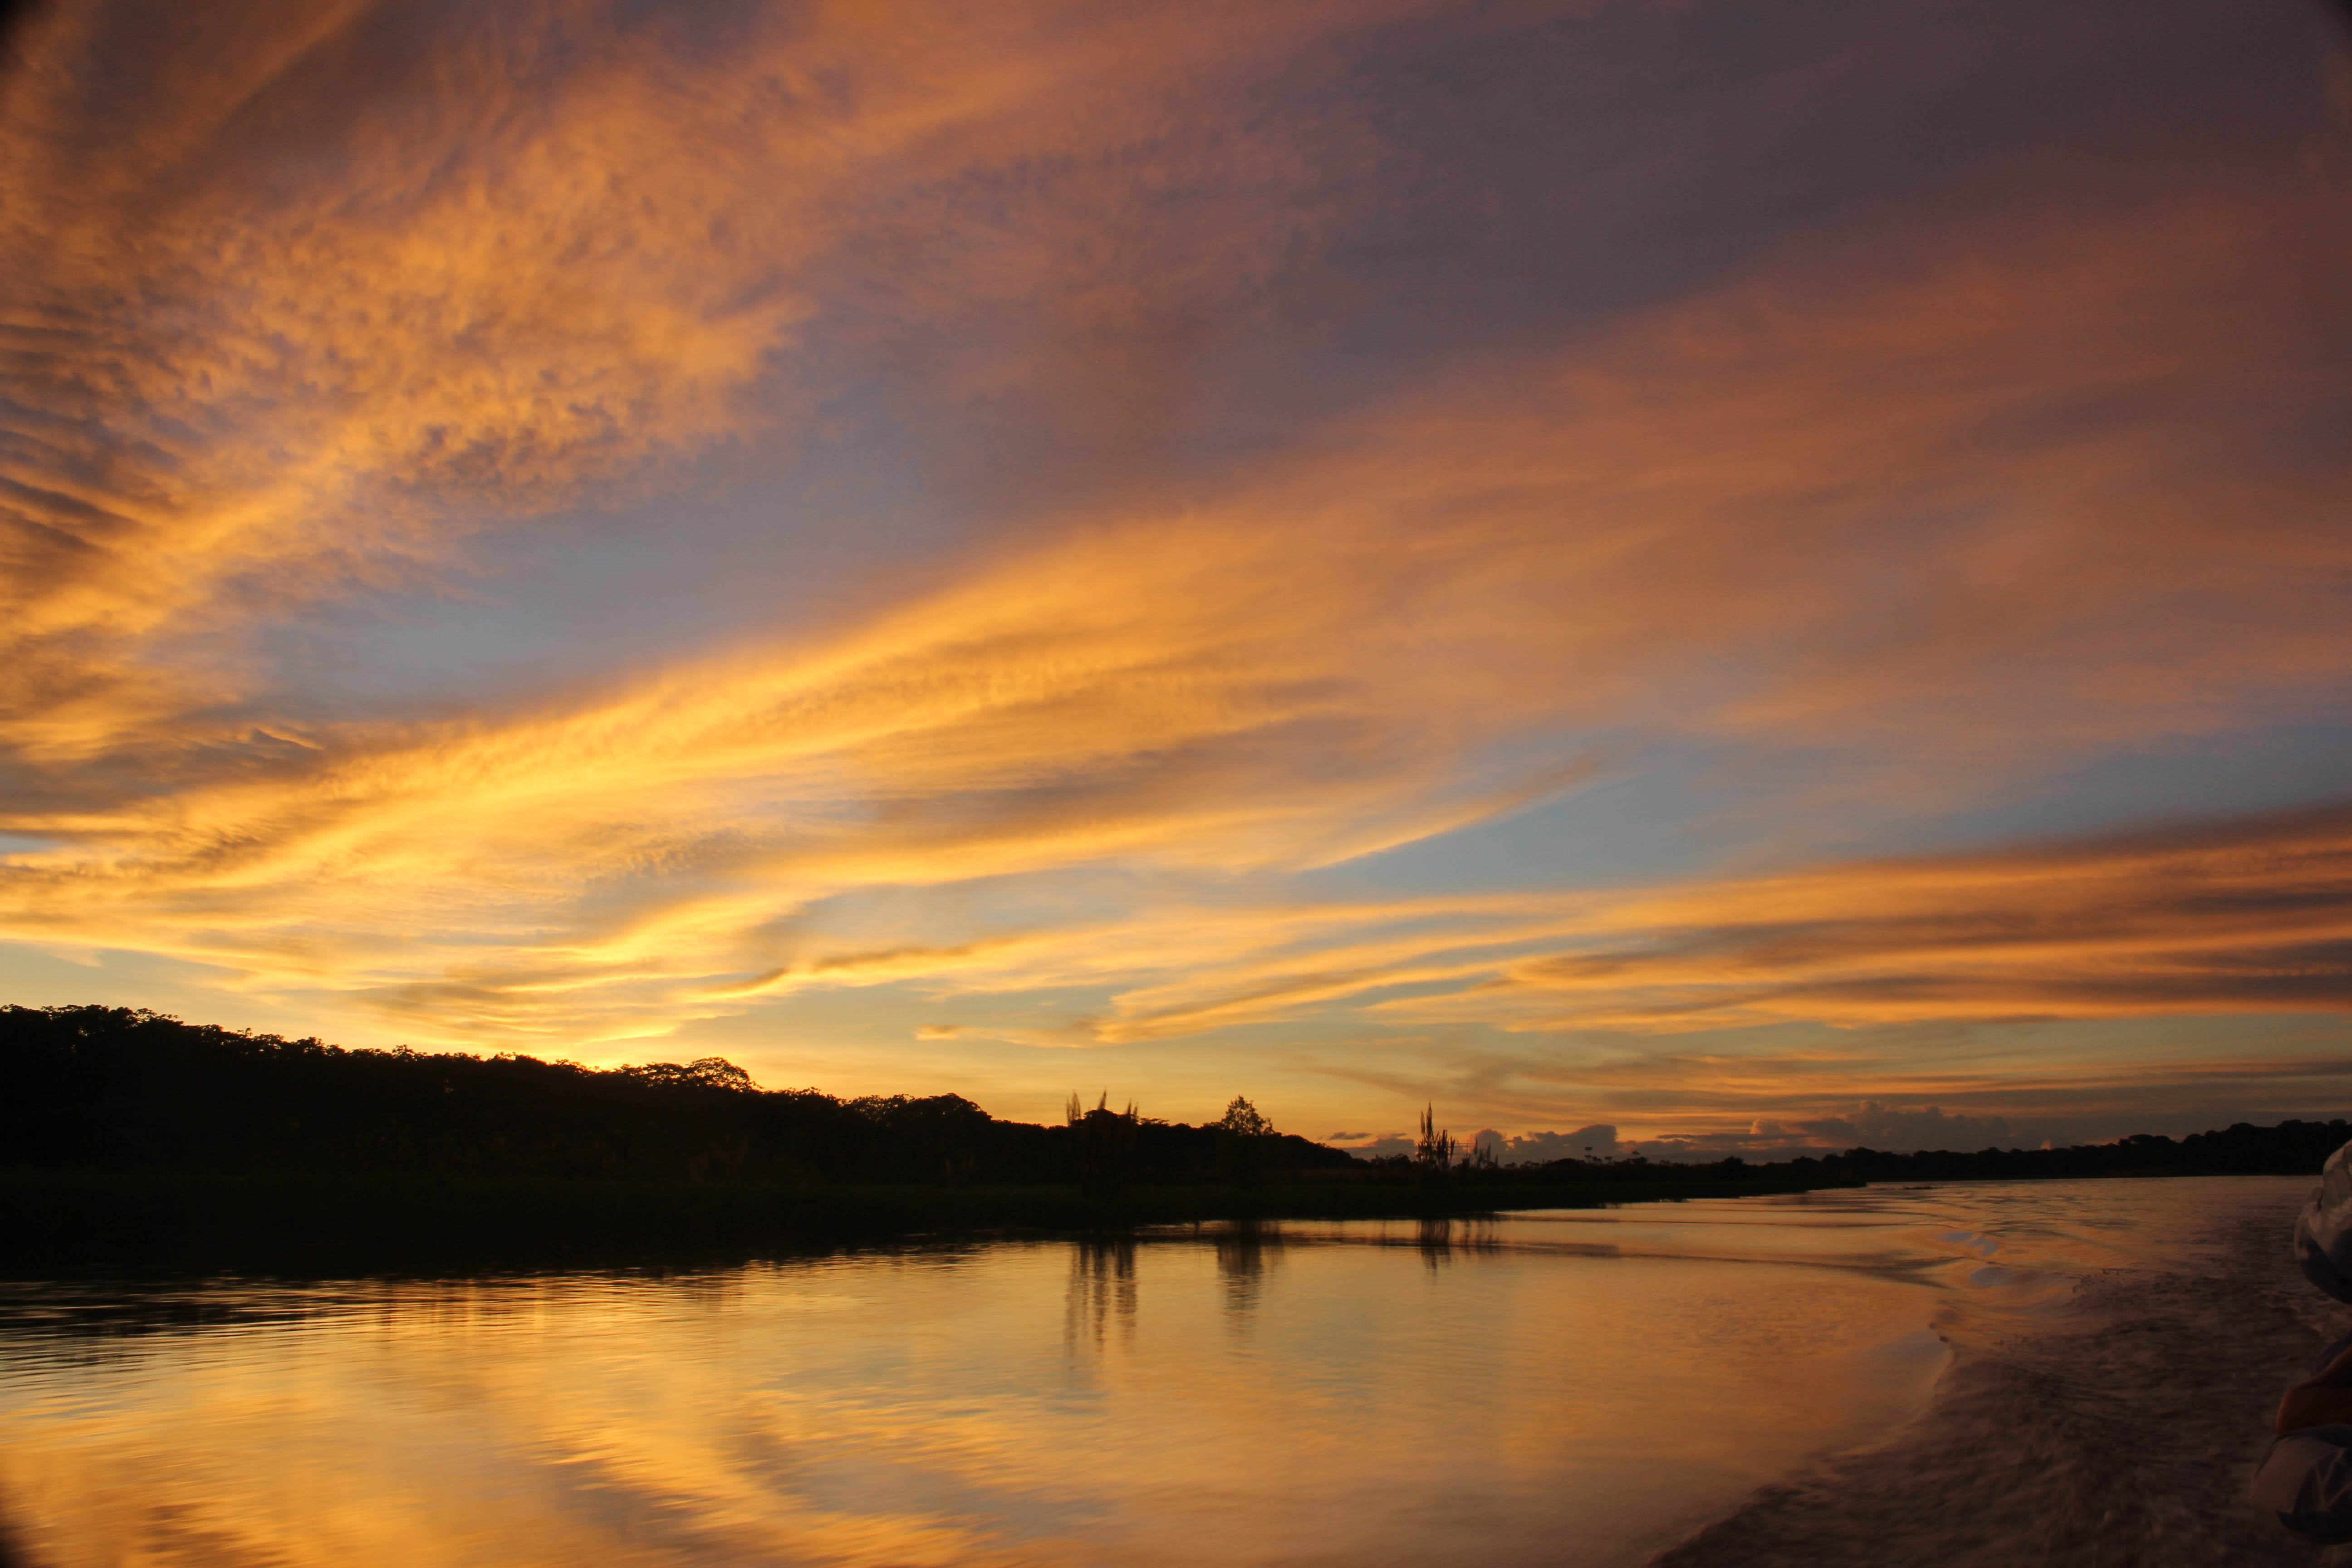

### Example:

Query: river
xmin=0 ymin=1176 xmax=2339 ymax=1566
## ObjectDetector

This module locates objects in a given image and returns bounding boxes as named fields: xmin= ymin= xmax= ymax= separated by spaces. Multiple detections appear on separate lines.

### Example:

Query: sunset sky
xmin=3 ymin=0 xmax=2348 ymax=1156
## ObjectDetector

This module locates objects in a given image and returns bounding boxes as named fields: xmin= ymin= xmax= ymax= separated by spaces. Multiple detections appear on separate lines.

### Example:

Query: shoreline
xmin=1644 ymin=1178 xmax=2345 ymax=1568
xmin=0 ymin=1165 xmax=1841 ymax=1276
xmin=9 ymin=1163 xmax=2334 ymax=1279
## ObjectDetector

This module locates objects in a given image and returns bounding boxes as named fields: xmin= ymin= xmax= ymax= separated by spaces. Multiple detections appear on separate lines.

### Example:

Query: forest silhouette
xmin=5 ymin=1004 xmax=2343 ymax=1271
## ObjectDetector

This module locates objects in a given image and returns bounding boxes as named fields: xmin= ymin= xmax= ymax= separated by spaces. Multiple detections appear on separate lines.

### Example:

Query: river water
xmin=0 ymin=1177 xmax=2341 ymax=1567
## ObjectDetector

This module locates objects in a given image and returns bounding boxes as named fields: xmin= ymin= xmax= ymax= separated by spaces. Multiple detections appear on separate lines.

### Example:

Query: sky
xmin=2 ymin=0 xmax=2349 ymax=1157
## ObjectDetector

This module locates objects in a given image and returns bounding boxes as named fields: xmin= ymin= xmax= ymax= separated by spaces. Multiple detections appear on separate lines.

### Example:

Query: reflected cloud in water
xmin=0 ymin=1181 xmax=2309 ymax=1567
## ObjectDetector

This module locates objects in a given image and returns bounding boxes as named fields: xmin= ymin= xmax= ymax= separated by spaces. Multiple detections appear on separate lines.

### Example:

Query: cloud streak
xmin=1398 ymin=804 xmax=2352 ymax=1034
xmin=0 ymin=0 xmax=2346 ymax=1140
xmin=0 ymin=0 xmax=1422 ymax=759
xmin=3 ymin=158 xmax=2348 ymax=1048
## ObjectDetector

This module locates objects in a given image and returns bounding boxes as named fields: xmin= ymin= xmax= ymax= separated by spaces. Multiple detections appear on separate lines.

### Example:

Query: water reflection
xmin=1408 ymin=1214 xmax=1507 ymax=1272
xmin=0 ymin=1179 xmax=2308 ymax=1568
xmin=1417 ymin=1214 xmax=1454 ymax=1272
xmin=1066 ymin=1238 xmax=1138 ymax=1352
xmin=1213 ymin=1223 xmax=1279 ymax=1326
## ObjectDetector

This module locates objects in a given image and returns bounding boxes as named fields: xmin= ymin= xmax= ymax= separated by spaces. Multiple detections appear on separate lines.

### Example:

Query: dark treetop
xmin=0 ymin=1005 xmax=1352 ymax=1187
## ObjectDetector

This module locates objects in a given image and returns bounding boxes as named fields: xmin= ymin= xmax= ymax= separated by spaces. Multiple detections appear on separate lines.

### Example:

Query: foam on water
xmin=1645 ymin=1178 xmax=2352 ymax=1568
xmin=0 ymin=1178 xmax=2338 ymax=1567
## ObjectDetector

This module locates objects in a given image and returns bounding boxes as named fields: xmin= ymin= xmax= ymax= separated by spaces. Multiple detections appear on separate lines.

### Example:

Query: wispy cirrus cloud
xmin=1378 ymin=804 xmax=2352 ymax=1035
xmin=0 ymin=0 xmax=2347 ymax=1146
xmin=854 ymin=802 xmax=2352 ymax=1048
xmin=0 ymin=0 xmax=1421 ymax=759
xmin=3 ymin=151 xmax=2348 ymax=1047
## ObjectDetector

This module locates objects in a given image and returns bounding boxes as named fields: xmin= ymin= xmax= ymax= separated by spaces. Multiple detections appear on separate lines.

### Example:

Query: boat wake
xmin=1647 ymin=1182 xmax=2352 ymax=1568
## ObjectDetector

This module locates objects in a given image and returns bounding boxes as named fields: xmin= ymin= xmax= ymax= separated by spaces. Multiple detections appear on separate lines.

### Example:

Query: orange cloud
xmin=4 ymin=165 xmax=2349 ymax=1045
xmin=0 ymin=0 xmax=1423 ymax=759
xmin=1387 ymin=804 xmax=2352 ymax=1034
xmin=819 ymin=801 xmax=2351 ymax=1051
xmin=0 ymin=0 xmax=2345 ymax=1100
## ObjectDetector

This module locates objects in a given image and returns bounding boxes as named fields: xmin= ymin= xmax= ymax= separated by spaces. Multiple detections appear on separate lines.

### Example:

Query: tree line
xmin=0 ymin=1005 xmax=1351 ymax=1188
xmin=1787 ymin=1122 xmax=2352 ymax=1183
xmin=6 ymin=1005 xmax=2341 ymax=1196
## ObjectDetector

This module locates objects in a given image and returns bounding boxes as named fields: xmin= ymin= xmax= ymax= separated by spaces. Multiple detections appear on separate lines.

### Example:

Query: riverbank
xmin=0 ymin=1165 xmax=1841 ymax=1274
xmin=1646 ymin=1176 xmax=2352 ymax=1568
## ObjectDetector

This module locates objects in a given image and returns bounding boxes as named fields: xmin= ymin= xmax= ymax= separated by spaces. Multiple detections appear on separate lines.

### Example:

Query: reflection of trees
xmin=0 ymin=1482 xmax=24 ymax=1568
xmin=1416 ymin=1215 xmax=1453 ymax=1273
xmin=1214 ymin=1222 xmax=1281 ymax=1324
xmin=1416 ymin=1215 xmax=1500 ymax=1273
xmin=1063 ymin=1237 xmax=1137 ymax=1352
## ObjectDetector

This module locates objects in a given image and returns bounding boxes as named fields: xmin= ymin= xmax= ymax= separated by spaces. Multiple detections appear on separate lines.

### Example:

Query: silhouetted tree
xmin=1414 ymin=1104 xmax=1456 ymax=1185
xmin=624 ymin=1058 xmax=756 ymax=1092
xmin=1216 ymin=1096 xmax=1274 ymax=1137
xmin=1067 ymin=1090 xmax=1140 ymax=1197
xmin=1214 ymin=1094 xmax=1276 ymax=1187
